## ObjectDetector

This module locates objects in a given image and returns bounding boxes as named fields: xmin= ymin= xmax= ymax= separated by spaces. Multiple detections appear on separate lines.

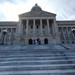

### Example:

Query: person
xmin=35 ymin=40 xmax=38 ymax=45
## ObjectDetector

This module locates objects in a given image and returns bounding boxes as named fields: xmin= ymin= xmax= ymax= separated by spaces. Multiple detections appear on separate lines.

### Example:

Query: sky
xmin=0 ymin=0 xmax=75 ymax=21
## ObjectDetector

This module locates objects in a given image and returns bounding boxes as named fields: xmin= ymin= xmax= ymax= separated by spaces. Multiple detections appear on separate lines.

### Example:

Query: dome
xmin=31 ymin=4 xmax=42 ymax=12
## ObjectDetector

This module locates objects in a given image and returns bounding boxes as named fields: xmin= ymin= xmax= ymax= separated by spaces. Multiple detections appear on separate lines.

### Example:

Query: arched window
xmin=44 ymin=38 xmax=48 ymax=44
xmin=29 ymin=39 xmax=32 ymax=45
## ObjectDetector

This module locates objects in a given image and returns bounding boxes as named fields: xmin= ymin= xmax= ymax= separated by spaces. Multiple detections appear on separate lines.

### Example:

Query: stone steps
xmin=0 ymin=45 xmax=75 ymax=75
xmin=0 ymin=56 xmax=66 ymax=61
xmin=0 ymin=64 xmax=75 ymax=70
xmin=0 ymin=61 xmax=74 ymax=66
xmin=0 ymin=57 xmax=73 ymax=62
xmin=0 ymin=58 xmax=74 ymax=62
xmin=0 ymin=70 xmax=75 ymax=75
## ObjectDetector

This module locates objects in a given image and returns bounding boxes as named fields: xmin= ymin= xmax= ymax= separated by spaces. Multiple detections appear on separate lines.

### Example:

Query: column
xmin=61 ymin=27 xmax=63 ymax=40
xmin=11 ymin=28 xmax=13 ymax=44
xmin=54 ymin=19 xmax=58 ymax=34
xmin=19 ymin=20 xmax=23 ymax=35
xmin=26 ymin=19 xmax=28 ymax=35
xmin=62 ymin=27 xmax=65 ymax=40
xmin=47 ymin=19 xmax=50 ymax=35
xmin=52 ymin=20 xmax=55 ymax=35
xmin=60 ymin=27 xmax=64 ymax=43
xmin=40 ymin=19 xmax=43 ymax=35
xmin=33 ymin=19 xmax=35 ymax=35
xmin=71 ymin=27 xmax=74 ymax=41
xmin=52 ymin=19 xmax=58 ymax=36
xmin=52 ymin=21 xmax=54 ymax=35
xmin=66 ymin=27 xmax=69 ymax=40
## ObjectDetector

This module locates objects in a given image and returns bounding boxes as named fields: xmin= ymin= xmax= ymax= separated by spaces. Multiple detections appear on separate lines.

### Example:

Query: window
xmin=22 ymin=20 xmax=26 ymax=25
xmin=68 ymin=27 xmax=71 ymax=31
xmin=12 ymin=28 xmax=16 ymax=33
xmin=63 ymin=27 xmax=66 ymax=31
xmin=58 ymin=27 xmax=62 ymax=31
xmin=3 ymin=28 xmax=7 ymax=32
xmin=8 ymin=28 xmax=11 ymax=33
xmin=23 ymin=25 xmax=26 ymax=29
xmin=3 ymin=28 xmax=6 ymax=30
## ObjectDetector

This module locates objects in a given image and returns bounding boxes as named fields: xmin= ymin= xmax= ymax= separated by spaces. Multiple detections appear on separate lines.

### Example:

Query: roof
xmin=57 ymin=21 xmax=75 ymax=25
xmin=19 ymin=4 xmax=56 ymax=17
xmin=0 ymin=22 xmax=17 ymax=26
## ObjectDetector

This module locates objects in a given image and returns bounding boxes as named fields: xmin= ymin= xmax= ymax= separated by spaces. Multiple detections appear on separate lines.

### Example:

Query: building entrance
xmin=28 ymin=38 xmax=41 ymax=45
xmin=44 ymin=38 xmax=48 ymax=44
xmin=29 ymin=39 xmax=32 ymax=45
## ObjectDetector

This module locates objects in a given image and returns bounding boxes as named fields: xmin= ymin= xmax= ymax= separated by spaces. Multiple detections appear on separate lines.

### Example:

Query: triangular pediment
xmin=19 ymin=4 xmax=56 ymax=17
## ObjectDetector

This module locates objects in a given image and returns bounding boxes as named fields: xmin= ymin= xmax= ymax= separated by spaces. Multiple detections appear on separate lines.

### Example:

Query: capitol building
xmin=0 ymin=4 xmax=75 ymax=45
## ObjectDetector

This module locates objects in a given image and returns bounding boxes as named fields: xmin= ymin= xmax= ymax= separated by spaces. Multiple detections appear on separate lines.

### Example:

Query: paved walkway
xmin=0 ymin=44 xmax=67 ymax=50
xmin=0 ymin=44 xmax=75 ymax=50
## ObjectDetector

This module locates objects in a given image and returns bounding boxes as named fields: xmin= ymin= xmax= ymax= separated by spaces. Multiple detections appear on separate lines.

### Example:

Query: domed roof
xmin=31 ymin=4 xmax=42 ymax=12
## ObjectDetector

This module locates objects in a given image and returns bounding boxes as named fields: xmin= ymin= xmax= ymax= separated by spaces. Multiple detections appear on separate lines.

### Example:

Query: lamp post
xmin=72 ymin=28 xmax=75 ymax=44
xmin=72 ymin=28 xmax=75 ymax=36
xmin=1 ymin=29 xmax=7 ymax=45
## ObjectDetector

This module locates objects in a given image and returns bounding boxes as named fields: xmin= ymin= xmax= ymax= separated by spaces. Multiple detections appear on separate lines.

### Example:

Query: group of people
xmin=32 ymin=39 xmax=41 ymax=45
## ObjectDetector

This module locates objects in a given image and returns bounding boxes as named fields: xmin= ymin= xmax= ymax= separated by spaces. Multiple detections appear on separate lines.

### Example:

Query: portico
xmin=18 ymin=4 xmax=59 ymax=45
xmin=22 ymin=19 xmax=54 ymax=36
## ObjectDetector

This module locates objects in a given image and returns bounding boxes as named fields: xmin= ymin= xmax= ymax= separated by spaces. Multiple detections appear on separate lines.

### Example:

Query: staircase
xmin=0 ymin=45 xmax=75 ymax=75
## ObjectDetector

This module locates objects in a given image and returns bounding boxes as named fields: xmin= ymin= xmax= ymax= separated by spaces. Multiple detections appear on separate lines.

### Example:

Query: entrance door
xmin=44 ymin=38 xmax=48 ymax=44
xmin=29 ymin=39 xmax=32 ymax=45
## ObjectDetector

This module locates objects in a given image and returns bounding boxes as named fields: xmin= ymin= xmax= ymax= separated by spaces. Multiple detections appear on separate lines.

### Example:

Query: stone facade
xmin=57 ymin=21 xmax=75 ymax=44
xmin=0 ymin=4 xmax=75 ymax=45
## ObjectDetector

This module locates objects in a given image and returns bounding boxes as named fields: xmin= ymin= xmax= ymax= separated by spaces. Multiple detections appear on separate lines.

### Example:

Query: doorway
xmin=44 ymin=38 xmax=48 ymax=44
xmin=29 ymin=39 xmax=32 ymax=45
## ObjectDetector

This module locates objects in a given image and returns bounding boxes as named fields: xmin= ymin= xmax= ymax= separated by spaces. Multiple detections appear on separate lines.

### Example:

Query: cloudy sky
xmin=0 ymin=0 xmax=75 ymax=21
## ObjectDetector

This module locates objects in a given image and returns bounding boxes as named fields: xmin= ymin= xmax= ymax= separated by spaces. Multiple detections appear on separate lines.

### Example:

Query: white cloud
xmin=0 ymin=0 xmax=32 ymax=21
xmin=0 ymin=0 xmax=75 ymax=21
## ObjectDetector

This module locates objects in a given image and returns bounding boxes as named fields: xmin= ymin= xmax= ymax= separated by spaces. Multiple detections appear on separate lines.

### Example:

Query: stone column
xmin=10 ymin=28 xmax=13 ymax=44
xmin=66 ymin=27 xmax=69 ymax=40
xmin=47 ymin=19 xmax=50 ymax=35
xmin=33 ymin=19 xmax=36 ymax=35
xmin=40 ymin=19 xmax=43 ymax=36
xmin=4 ymin=28 xmax=8 ymax=45
xmin=52 ymin=19 xmax=58 ymax=36
xmin=52 ymin=20 xmax=55 ymax=34
xmin=19 ymin=20 xmax=23 ymax=35
xmin=71 ymin=27 xmax=74 ymax=41
xmin=62 ymin=27 xmax=65 ymax=41
xmin=26 ymin=19 xmax=28 ymax=35
xmin=53 ymin=19 xmax=60 ymax=43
